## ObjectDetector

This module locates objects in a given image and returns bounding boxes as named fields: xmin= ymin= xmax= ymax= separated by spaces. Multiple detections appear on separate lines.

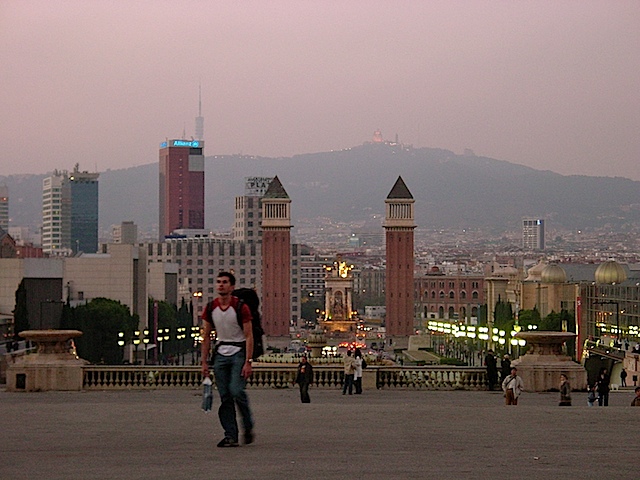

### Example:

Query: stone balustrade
xmin=83 ymin=364 xmax=487 ymax=390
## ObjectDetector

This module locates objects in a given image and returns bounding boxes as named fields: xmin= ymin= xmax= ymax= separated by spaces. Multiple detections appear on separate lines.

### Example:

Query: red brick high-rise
xmin=384 ymin=176 xmax=415 ymax=339
xmin=158 ymin=140 xmax=205 ymax=240
xmin=261 ymin=177 xmax=291 ymax=337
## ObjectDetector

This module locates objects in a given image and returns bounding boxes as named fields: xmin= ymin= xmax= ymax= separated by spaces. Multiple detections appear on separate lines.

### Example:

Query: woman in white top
xmin=353 ymin=348 xmax=363 ymax=394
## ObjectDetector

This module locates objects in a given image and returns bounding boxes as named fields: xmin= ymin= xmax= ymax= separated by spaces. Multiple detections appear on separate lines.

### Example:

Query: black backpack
xmin=232 ymin=288 xmax=265 ymax=361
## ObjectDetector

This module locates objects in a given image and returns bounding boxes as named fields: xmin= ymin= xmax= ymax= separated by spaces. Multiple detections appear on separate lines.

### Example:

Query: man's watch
xmin=246 ymin=359 xmax=253 ymax=364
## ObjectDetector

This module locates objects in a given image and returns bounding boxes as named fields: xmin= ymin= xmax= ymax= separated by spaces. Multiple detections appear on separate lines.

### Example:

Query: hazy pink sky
xmin=1 ymin=1 xmax=639 ymax=179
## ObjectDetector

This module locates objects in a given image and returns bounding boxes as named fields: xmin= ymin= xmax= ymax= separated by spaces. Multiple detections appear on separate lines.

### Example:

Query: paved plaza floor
xmin=1 ymin=386 xmax=637 ymax=480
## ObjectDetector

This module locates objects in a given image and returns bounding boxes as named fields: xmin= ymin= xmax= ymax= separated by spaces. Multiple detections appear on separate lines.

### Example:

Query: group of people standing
xmin=484 ymin=350 xmax=512 ymax=391
xmin=342 ymin=348 xmax=365 ymax=395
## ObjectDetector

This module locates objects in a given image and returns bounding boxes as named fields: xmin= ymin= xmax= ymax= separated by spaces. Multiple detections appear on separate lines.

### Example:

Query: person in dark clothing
xmin=597 ymin=369 xmax=610 ymax=406
xmin=500 ymin=354 xmax=511 ymax=383
xmin=294 ymin=356 xmax=314 ymax=403
xmin=559 ymin=373 xmax=572 ymax=406
xmin=620 ymin=368 xmax=628 ymax=388
xmin=484 ymin=350 xmax=498 ymax=391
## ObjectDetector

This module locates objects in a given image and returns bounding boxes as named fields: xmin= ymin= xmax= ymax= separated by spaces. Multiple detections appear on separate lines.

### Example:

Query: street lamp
xmin=133 ymin=330 xmax=141 ymax=364
xmin=593 ymin=300 xmax=620 ymax=345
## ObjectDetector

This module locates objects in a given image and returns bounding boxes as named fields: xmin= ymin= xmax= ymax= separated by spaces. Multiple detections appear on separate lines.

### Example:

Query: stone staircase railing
xmin=82 ymin=365 xmax=487 ymax=390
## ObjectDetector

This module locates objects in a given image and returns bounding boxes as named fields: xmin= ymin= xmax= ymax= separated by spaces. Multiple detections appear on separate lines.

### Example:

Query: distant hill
xmin=2 ymin=143 xmax=639 ymax=236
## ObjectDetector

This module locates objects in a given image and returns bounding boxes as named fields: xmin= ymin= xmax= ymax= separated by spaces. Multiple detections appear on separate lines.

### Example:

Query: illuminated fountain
xmin=321 ymin=255 xmax=358 ymax=334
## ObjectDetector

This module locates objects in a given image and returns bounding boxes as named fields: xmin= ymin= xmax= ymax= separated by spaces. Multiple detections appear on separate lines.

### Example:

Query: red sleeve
xmin=240 ymin=302 xmax=252 ymax=324
xmin=202 ymin=300 xmax=215 ymax=325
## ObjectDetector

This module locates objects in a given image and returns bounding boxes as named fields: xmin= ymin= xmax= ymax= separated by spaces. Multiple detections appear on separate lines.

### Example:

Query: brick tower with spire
xmin=384 ymin=176 xmax=415 ymax=342
xmin=261 ymin=176 xmax=291 ymax=337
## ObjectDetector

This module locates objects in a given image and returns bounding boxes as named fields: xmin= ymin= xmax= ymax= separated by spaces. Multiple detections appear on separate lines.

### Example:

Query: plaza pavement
xmin=0 ymin=386 xmax=637 ymax=480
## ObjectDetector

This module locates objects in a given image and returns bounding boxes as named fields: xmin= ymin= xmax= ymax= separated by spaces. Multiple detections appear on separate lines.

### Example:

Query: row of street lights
xmin=118 ymin=326 xmax=203 ymax=364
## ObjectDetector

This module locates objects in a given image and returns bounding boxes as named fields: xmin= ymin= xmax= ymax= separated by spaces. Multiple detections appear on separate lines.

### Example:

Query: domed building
xmin=579 ymin=260 xmax=638 ymax=360
xmin=541 ymin=264 xmax=567 ymax=284
xmin=520 ymin=262 xmax=577 ymax=320
xmin=595 ymin=260 xmax=627 ymax=285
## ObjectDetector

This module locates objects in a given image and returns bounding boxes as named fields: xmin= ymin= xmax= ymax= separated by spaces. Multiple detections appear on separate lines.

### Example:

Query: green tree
xmin=540 ymin=311 xmax=563 ymax=331
xmin=149 ymin=298 xmax=178 ymax=358
xmin=494 ymin=301 xmax=514 ymax=330
xmin=517 ymin=308 xmax=541 ymax=329
xmin=300 ymin=294 xmax=323 ymax=323
xmin=68 ymin=298 xmax=139 ymax=364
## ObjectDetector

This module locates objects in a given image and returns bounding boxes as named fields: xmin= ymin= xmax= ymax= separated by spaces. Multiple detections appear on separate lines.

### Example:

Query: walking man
xmin=201 ymin=272 xmax=255 ymax=447
xmin=502 ymin=366 xmax=525 ymax=405
xmin=294 ymin=355 xmax=314 ymax=403
xmin=597 ymin=368 xmax=610 ymax=406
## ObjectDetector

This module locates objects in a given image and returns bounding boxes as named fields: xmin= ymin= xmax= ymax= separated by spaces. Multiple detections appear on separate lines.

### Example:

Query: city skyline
xmin=1 ymin=1 xmax=639 ymax=180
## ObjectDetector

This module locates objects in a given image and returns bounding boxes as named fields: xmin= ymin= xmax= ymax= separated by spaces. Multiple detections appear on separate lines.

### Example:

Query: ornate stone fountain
xmin=512 ymin=331 xmax=587 ymax=392
xmin=306 ymin=329 xmax=327 ymax=358
xmin=6 ymin=330 xmax=87 ymax=392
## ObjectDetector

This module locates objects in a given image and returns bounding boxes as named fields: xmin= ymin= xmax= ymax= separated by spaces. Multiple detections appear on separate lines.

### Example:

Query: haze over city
xmin=1 ymin=1 xmax=639 ymax=180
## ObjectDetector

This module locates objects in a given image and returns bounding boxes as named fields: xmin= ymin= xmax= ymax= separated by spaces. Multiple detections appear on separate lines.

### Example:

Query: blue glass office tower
xmin=42 ymin=165 xmax=99 ymax=256
xmin=67 ymin=167 xmax=100 ymax=254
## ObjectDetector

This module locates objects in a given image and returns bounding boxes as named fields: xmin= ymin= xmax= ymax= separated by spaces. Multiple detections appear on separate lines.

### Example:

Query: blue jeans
xmin=213 ymin=350 xmax=254 ymax=441
xmin=343 ymin=374 xmax=354 ymax=394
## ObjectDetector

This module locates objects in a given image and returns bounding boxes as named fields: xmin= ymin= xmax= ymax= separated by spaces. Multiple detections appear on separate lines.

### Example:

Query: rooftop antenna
xmin=195 ymin=83 xmax=204 ymax=141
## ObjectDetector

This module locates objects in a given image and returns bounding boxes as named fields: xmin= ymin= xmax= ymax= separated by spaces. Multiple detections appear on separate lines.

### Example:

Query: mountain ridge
xmin=1 ymin=143 xmax=638 ymax=236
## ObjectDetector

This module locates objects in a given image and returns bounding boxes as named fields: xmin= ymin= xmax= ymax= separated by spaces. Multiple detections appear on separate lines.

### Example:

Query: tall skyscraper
xmin=384 ymin=176 xmax=415 ymax=339
xmin=233 ymin=176 xmax=274 ymax=243
xmin=0 ymin=185 xmax=8 ymax=231
xmin=68 ymin=166 xmax=100 ymax=254
xmin=42 ymin=165 xmax=99 ymax=256
xmin=522 ymin=218 xmax=545 ymax=250
xmin=261 ymin=177 xmax=291 ymax=337
xmin=159 ymin=139 xmax=205 ymax=240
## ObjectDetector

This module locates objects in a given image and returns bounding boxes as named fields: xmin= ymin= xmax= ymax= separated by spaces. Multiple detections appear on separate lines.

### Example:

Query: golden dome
xmin=541 ymin=264 xmax=567 ymax=283
xmin=595 ymin=260 xmax=627 ymax=284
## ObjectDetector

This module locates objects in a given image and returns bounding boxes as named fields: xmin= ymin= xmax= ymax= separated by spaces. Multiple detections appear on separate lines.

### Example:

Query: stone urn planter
xmin=6 ymin=330 xmax=87 ymax=392
xmin=511 ymin=331 xmax=587 ymax=392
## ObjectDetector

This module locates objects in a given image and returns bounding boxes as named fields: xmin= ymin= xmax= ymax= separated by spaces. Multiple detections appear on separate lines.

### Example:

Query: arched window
xmin=438 ymin=306 xmax=444 ymax=318
xmin=472 ymin=291 xmax=479 ymax=300
xmin=460 ymin=291 xmax=467 ymax=299
xmin=449 ymin=291 xmax=455 ymax=299
xmin=439 ymin=291 xmax=445 ymax=299
xmin=431 ymin=291 xmax=436 ymax=299
xmin=448 ymin=307 xmax=455 ymax=319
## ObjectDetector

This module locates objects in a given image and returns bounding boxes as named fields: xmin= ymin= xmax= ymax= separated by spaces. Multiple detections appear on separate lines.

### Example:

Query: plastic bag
xmin=202 ymin=377 xmax=213 ymax=412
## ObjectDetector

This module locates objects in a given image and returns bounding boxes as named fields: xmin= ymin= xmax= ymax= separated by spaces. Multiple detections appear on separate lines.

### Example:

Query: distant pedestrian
xmin=485 ymin=350 xmax=498 ymax=391
xmin=631 ymin=387 xmax=640 ymax=407
xmin=500 ymin=354 xmax=511 ymax=383
xmin=587 ymin=385 xmax=597 ymax=407
xmin=342 ymin=350 xmax=356 ymax=395
xmin=559 ymin=374 xmax=572 ymax=406
xmin=353 ymin=348 xmax=364 ymax=394
xmin=294 ymin=356 xmax=314 ymax=403
xmin=620 ymin=368 xmax=628 ymax=388
xmin=597 ymin=368 xmax=610 ymax=406
xmin=502 ymin=366 xmax=524 ymax=405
